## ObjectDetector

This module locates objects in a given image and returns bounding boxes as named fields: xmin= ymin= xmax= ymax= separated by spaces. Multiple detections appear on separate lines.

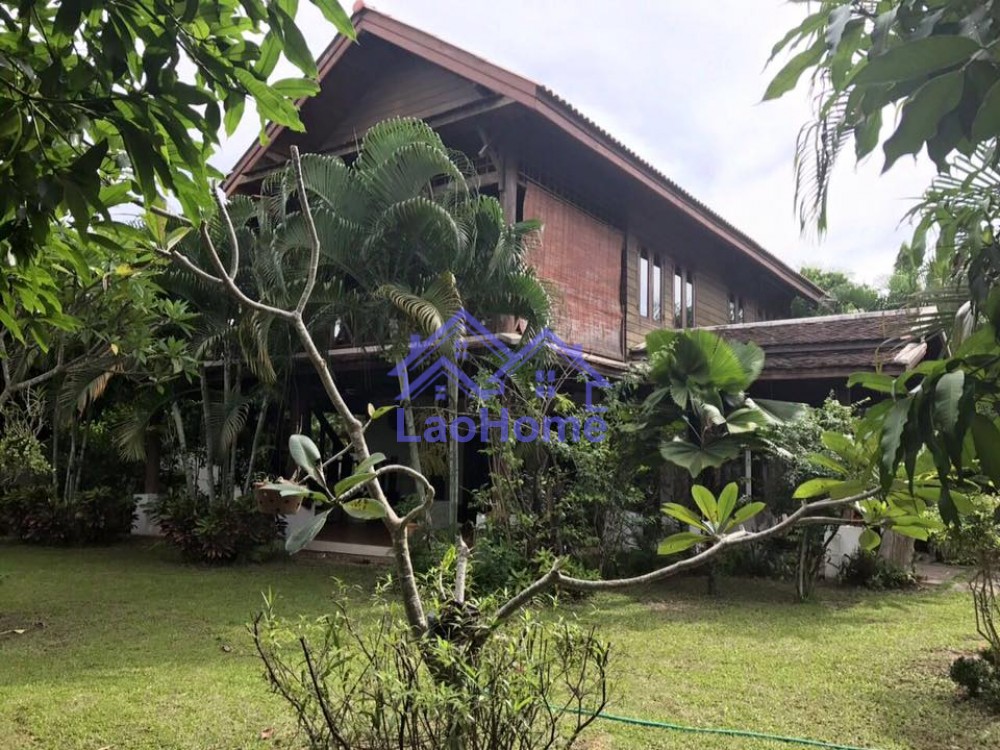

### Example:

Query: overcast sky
xmin=214 ymin=0 xmax=937 ymax=288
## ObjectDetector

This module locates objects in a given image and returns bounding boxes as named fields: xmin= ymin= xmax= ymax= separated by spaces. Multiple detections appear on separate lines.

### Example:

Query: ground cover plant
xmin=1 ymin=540 xmax=999 ymax=750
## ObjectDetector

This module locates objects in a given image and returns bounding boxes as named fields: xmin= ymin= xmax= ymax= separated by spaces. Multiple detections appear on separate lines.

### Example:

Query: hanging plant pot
xmin=254 ymin=483 xmax=303 ymax=515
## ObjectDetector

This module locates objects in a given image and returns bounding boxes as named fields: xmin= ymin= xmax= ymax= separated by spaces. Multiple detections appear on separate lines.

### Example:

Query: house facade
xmin=215 ymin=5 xmax=934 ymax=556
xmin=226 ymin=4 xmax=827 ymax=370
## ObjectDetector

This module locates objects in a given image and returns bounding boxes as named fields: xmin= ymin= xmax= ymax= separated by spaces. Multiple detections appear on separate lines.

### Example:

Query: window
xmin=728 ymin=294 xmax=745 ymax=324
xmin=673 ymin=269 xmax=683 ymax=328
xmin=652 ymin=255 xmax=662 ymax=321
xmin=638 ymin=252 xmax=649 ymax=317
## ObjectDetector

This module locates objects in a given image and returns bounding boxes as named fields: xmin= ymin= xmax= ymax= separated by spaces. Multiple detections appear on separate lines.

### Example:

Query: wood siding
xmin=523 ymin=184 xmax=624 ymax=358
xmin=315 ymin=51 xmax=489 ymax=152
xmin=624 ymin=241 xmax=792 ymax=350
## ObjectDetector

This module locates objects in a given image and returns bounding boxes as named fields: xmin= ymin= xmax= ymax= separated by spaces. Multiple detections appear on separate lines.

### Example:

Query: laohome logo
xmin=388 ymin=310 xmax=610 ymax=444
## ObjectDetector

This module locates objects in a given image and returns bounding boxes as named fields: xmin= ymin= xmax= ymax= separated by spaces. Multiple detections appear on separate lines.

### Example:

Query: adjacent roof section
xmin=686 ymin=308 xmax=937 ymax=380
xmin=223 ymin=2 xmax=826 ymax=302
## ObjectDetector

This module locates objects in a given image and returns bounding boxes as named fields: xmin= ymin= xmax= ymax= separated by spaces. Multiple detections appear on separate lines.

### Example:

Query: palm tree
xmin=261 ymin=117 xmax=552 ymax=534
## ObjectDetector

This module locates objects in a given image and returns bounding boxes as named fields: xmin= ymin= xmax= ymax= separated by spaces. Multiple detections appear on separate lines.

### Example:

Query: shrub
xmin=951 ymin=650 xmax=1000 ymax=712
xmin=930 ymin=494 xmax=1000 ymax=565
xmin=152 ymin=489 xmax=285 ymax=563
xmin=838 ymin=549 xmax=917 ymax=590
xmin=0 ymin=485 xmax=135 ymax=545
xmin=252 ymin=589 xmax=610 ymax=750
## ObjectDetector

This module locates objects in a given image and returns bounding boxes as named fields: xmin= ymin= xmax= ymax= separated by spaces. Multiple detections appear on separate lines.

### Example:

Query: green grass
xmin=0 ymin=540 xmax=997 ymax=750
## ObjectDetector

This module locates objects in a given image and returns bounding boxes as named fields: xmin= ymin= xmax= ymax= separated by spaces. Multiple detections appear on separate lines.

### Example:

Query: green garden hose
xmin=564 ymin=707 xmax=878 ymax=750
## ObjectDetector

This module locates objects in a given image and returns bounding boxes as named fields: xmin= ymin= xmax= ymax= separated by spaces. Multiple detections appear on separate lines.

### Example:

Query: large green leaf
xmin=793 ymin=477 xmax=844 ymax=499
xmin=853 ymin=36 xmax=981 ymax=86
xmin=763 ymin=39 xmax=825 ymax=100
xmin=972 ymin=414 xmax=1000 ymax=488
xmin=932 ymin=370 xmax=965 ymax=435
xmin=342 ymin=498 xmax=386 ymax=520
xmin=660 ymin=438 xmax=743 ymax=478
xmin=880 ymin=399 xmax=911 ymax=489
xmin=690 ymin=485 xmax=719 ymax=524
xmin=751 ymin=398 xmax=807 ymax=424
xmin=730 ymin=502 xmax=766 ymax=528
xmin=858 ymin=528 xmax=881 ymax=551
xmin=657 ymin=532 xmax=706 ymax=556
xmin=288 ymin=434 xmax=322 ymax=480
xmin=333 ymin=472 xmax=376 ymax=498
xmin=716 ymin=482 xmax=739 ymax=525
xmin=883 ymin=71 xmax=963 ymax=171
xmin=661 ymin=503 xmax=709 ymax=531
xmin=285 ymin=510 xmax=331 ymax=554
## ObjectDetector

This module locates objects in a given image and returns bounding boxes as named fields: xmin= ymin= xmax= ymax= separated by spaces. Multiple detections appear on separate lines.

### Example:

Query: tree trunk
xmin=198 ymin=366 xmax=216 ymax=505
xmin=879 ymin=530 xmax=915 ymax=569
xmin=171 ymin=402 xmax=197 ymax=501
xmin=243 ymin=395 xmax=269 ymax=496
xmin=447 ymin=376 xmax=459 ymax=537
xmin=395 ymin=362 xmax=427 ymax=522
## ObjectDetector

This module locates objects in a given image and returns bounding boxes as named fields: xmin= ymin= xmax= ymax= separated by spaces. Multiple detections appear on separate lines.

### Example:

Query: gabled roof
xmin=691 ymin=308 xmax=936 ymax=380
xmin=224 ymin=2 xmax=825 ymax=302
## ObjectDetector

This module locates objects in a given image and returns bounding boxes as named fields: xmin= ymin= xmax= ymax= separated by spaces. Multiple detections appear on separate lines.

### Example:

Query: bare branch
xmin=494 ymin=488 xmax=880 ymax=622
xmin=289 ymin=145 xmax=320 ymax=315
xmin=198 ymin=221 xmax=294 ymax=321
xmin=213 ymin=186 xmax=241 ymax=279
xmin=454 ymin=536 xmax=470 ymax=604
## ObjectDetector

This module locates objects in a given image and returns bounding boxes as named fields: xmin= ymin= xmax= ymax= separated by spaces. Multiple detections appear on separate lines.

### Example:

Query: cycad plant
xmin=260 ymin=117 xmax=552 ymax=533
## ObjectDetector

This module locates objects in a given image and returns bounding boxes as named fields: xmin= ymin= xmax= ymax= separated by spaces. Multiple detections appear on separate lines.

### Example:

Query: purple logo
xmin=390 ymin=310 xmax=610 ymax=444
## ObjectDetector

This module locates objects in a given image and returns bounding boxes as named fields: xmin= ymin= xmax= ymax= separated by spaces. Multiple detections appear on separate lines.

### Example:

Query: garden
xmin=2 ymin=540 xmax=997 ymax=750
xmin=2 ymin=2 xmax=1000 ymax=750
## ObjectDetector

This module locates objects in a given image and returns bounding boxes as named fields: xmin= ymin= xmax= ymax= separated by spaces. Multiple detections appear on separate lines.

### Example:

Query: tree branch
xmin=493 ymin=489 xmax=880 ymax=624
xmin=289 ymin=145 xmax=320 ymax=316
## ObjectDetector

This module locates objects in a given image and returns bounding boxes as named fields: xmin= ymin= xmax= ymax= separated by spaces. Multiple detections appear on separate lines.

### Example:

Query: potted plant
xmin=254 ymin=480 xmax=304 ymax=515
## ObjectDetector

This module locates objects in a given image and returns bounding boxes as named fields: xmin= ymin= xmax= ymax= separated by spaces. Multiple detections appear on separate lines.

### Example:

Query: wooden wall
xmin=311 ymin=45 xmax=490 ymax=152
xmin=523 ymin=184 xmax=624 ymax=358
xmin=623 ymin=239 xmax=792 ymax=351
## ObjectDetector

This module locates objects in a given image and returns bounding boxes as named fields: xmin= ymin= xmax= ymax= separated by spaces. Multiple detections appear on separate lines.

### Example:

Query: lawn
xmin=1 ymin=540 xmax=997 ymax=750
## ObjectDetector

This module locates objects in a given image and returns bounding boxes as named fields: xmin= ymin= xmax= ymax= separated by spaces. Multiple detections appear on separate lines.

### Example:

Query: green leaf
xmin=932 ymin=370 xmax=965 ymax=434
xmin=367 ymin=404 xmax=396 ymax=420
xmin=342 ymin=498 xmax=386 ymax=520
xmin=311 ymin=0 xmax=356 ymax=39
xmin=223 ymin=93 xmax=246 ymax=137
xmin=730 ymin=502 xmax=766 ymax=527
xmin=273 ymin=5 xmax=318 ymax=77
xmin=847 ymin=371 xmax=896 ymax=394
xmin=690 ymin=485 xmax=719 ymax=523
xmin=858 ymin=528 xmax=881 ymax=551
xmin=272 ymin=77 xmax=321 ymax=98
xmin=971 ymin=78 xmax=1000 ymax=141
xmin=661 ymin=503 xmax=709 ymax=531
xmin=260 ymin=480 xmax=312 ymax=497
xmin=854 ymin=36 xmax=981 ymax=86
xmin=288 ymin=434 xmax=322 ymax=478
xmin=793 ymin=477 xmax=844 ymax=499
xmin=972 ymin=414 xmax=1000 ymax=488
xmin=285 ymin=509 xmax=330 ymax=554
xmin=883 ymin=71 xmax=964 ymax=171
xmin=333 ymin=471 xmax=376 ymax=498
xmin=763 ymin=40 xmax=824 ymax=101
xmin=354 ymin=452 xmax=386 ymax=475
xmin=890 ymin=524 xmax=929 ymax=541
xmin=880 ymin=399 xmax=911 ymax=489
xmin=660 ymin=438 xmax=742 ymax=478
xmin=716 ymin=482 xmax=739 ymax=524
xmin=657 ymin=531 xmax=706 ymax=556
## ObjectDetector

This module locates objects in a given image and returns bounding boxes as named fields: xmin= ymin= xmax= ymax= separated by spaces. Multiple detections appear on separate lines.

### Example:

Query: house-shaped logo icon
xmin=489 ymin=328 xmax=611 ymax=412
xmin=388 ymin=310 xmax=513 ymax=404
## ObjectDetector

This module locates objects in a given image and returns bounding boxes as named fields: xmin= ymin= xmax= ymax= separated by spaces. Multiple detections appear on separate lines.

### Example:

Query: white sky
xmin=213 ymin=0 xmax=938 ymax=289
